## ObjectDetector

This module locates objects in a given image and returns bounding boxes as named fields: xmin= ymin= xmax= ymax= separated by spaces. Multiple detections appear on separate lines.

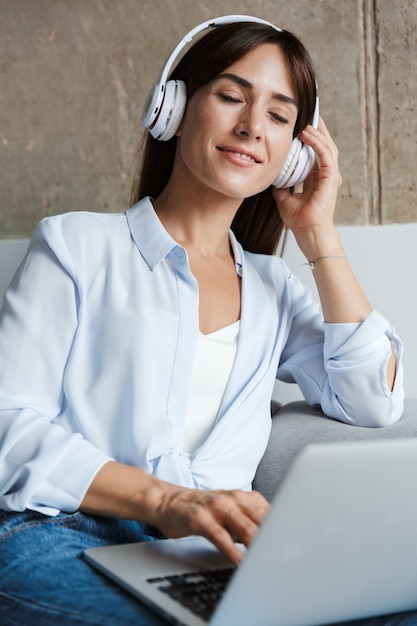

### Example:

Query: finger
xmin=211 ymin=491 xmax=269 ymax=548
xmin=301 ymin=126 xmax=341 ymax=186
xmin=237 ymin=490 xmax=270 ymax=525
xmin=272 ymin=185 xmax=291 ymax=205
xmin=205 ymin=523 xmax=247 ymax=566
xmin=189 ymin=491 xmax=269 ymax=564
xmin=183 ymin=497 xmax=248 ymax=565
xmin=302 ymin=122 xmax=339 ymax=164
xmin=316 ymin=115 xmax=332 ymax=138
xmin=158 ymin=488 xmax=269 ymax=565
xmin=201 ymin=514 xmax=258 ymax=565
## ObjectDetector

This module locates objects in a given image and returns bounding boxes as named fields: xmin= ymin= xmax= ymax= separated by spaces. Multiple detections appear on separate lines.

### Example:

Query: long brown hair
xmin=131 ymin=21 xmax=317 ymax=255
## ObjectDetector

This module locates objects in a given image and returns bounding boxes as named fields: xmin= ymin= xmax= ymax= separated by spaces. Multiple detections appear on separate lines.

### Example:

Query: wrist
xmin=307 ymin=254 xmax=348 ymax=269
xmin=139 ymin=478 xmax=183 ymax=526
xmin=292 ymin=225 xmax=343 ymax=261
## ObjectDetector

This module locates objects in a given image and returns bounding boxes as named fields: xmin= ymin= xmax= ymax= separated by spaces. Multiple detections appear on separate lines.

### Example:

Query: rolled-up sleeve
xmin=320 ymin=310 xmax=404 ymax=426
xmin=276 ymin=270 xmax=404 ymax=427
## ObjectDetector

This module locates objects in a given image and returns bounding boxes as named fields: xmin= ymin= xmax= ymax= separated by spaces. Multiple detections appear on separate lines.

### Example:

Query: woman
xmin=0 ymin=16 xmax=405 ymax=626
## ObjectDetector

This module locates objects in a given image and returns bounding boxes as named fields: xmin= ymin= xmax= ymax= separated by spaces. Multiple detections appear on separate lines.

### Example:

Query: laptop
xmin=84 ymin=439 xmax=417 ymax=625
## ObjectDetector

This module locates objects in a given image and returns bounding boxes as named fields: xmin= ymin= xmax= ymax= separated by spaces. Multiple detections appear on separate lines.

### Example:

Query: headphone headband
xmin=156 ymin=16 xmax=282 ymax=87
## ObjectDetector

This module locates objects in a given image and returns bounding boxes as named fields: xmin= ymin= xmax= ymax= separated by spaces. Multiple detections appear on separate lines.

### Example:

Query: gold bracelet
xmin=307 ymin=255 xmax=347 ymax=269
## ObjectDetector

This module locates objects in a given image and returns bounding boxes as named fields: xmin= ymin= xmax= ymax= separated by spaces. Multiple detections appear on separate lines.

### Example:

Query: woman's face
xmin=174 ymin=43 xmax=299 ymax=201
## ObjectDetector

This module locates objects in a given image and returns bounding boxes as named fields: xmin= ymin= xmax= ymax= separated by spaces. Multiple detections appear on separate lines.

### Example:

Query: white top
xmin=179 ymin=321 xmax=240 ymax=456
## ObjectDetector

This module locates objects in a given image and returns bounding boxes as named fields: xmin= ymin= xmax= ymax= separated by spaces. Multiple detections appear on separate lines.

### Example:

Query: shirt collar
xmin=126 ymin=197 xmax=178 ymax=270
xmin=126 ymin=196 xmax=243 ymax=276
xmin=228 ymin=229 xmax=243 ymax=277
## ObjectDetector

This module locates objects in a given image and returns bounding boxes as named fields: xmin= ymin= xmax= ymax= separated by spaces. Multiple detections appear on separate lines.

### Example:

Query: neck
xmin=153 ymin=181 xmax=241 ymax=258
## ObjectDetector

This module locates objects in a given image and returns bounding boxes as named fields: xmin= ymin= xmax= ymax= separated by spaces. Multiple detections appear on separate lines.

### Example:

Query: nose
xmin=235 ymin=104 xmax=264 ymax=140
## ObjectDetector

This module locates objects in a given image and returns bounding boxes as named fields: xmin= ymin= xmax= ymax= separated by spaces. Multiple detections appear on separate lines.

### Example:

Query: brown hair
xmin=131 ymin=21 xmax=317 ymax=254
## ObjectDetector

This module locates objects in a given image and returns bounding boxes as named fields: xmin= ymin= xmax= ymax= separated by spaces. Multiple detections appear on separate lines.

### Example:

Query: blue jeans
xmin=1 ymin=510 xmax=417 ymax=626
xmin=0 ymin=510 xmax=168 ymax=625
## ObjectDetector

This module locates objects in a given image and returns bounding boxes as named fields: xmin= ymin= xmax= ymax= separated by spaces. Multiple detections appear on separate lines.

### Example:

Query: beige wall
xmin=1 ymin=0 xmax=416 ymax=238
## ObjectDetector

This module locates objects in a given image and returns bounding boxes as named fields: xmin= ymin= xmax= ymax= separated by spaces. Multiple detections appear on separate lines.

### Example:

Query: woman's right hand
xmin=81 ymin=460 xmax=270 ymax=566
xmin=154 ymin=484 xmax=270 ymax=565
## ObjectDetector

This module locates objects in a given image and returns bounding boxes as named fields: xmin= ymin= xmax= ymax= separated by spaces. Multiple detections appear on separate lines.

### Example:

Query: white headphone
xmin=141 ymin=15 xmax=319 ymax=188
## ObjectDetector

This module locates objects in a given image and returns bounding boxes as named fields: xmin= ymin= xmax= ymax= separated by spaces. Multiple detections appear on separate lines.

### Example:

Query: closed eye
xmin=270 ymin=112 xmax=289 ymax=125
xmin=217 ymin=87 xmax=291 ymax=125
xmin=218 ymin=93 xmax=243 ymax=104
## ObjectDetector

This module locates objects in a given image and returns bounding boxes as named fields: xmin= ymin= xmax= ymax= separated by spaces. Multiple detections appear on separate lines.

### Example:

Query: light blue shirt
xmin=0 ymin=197 xmax=404 ymax=515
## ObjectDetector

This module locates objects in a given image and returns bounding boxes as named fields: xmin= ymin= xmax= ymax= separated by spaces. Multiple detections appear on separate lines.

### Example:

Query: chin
xmin=215 ymin=179 xmax=272 ymax=200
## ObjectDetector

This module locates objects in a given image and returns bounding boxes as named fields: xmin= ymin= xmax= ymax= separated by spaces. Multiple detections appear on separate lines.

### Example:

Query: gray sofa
xmin=253 ymin=399 xmax=417 ymax=501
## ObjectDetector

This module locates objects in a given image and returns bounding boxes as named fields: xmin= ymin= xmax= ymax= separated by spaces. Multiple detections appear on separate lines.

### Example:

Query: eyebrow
xmin=215 ymin=72 xmax=299 ymax=109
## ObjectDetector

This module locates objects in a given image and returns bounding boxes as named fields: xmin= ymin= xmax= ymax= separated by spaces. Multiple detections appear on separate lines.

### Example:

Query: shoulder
xmin=28 ymin=211 xmax=131 ymax=279
xmin=32 ymin=211 xmax=129 ymax=256
xmin=36 ymin=210 xmax=127 ymax=241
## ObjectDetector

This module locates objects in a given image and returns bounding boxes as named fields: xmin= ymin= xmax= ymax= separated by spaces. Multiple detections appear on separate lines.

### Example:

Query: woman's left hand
xmin=272 ymin=116 xmax=342 ymax=248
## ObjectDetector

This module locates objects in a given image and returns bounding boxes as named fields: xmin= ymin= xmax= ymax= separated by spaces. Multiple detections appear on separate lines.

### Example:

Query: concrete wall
xmin=1 ymin=0 xmax=416 ymax=237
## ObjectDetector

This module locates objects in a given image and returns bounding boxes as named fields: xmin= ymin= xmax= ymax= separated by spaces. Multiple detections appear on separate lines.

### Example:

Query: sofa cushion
xmin=253 ymin=399 xmax=417 ymax=501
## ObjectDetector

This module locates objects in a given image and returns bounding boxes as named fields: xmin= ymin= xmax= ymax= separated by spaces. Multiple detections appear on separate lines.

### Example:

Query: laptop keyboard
xmin=147 ymin=567 xmax=234 ymax=621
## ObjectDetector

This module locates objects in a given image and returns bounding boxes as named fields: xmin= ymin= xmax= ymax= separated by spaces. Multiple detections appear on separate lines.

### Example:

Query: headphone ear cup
xmin=273 ymin=139 xmax=301 ymax=188
xmin=273 ymin=138 xmax=315 ymax=188
xmin=141 ymin=83 xmax=160 ymax=133
xmin=286 ymin=143 xmax=315 ymax=188
xmin=144 ymin=79 xmax=187 ymax=141
xmin=159 ymin=80 xmax=187 ymax=141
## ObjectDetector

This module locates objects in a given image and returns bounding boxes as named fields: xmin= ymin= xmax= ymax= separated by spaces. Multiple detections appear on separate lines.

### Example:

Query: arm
xmin=273 ymin=117 xmax=397 ymax=389
xmin=0 ymin=220 xmax=111 ymax=515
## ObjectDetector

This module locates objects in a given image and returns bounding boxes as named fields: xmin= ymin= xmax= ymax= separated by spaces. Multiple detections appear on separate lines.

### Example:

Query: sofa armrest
xmin=253 ymin=399 xmax=417 ymax=501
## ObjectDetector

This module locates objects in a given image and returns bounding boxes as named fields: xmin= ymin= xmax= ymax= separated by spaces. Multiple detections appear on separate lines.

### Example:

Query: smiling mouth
xmin=217 ymin=147 xmax=261 ymax=163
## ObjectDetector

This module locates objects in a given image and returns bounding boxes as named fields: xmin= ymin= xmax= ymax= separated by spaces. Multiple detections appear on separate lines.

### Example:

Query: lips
xmin=217 ymin=146 xmax=262 ymax=164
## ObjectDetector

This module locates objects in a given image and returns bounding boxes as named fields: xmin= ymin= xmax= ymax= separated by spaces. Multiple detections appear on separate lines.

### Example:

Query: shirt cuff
xmin=323 ymin=309 xmax=393 ymax=360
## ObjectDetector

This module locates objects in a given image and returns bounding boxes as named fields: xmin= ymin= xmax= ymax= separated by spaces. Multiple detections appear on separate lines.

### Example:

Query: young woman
xmin=0 ymin=16 xmax=405 ymax=626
